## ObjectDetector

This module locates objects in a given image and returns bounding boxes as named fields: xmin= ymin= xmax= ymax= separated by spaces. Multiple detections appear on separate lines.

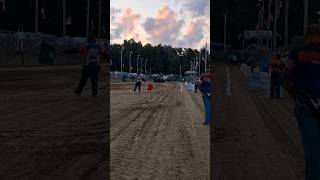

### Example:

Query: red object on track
xmin=147 ymin=83 xmax=154 ymax=91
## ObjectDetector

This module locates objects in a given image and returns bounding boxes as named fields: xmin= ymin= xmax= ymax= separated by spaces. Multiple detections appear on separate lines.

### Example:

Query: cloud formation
xmin=110 ymin=7 xmax=121 ymax=22
xmin=182 ymin=18 xmax=208 ymax=47
xmin=142 ymin=5 xmax=184 ymax=45
xmin=111 ymin=7 xmax=140 ymax=39
xmin=183 ymin=0 xmax=209 ymax=17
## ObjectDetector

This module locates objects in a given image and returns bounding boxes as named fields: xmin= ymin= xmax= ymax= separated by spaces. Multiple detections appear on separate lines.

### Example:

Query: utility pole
xmin=136 ymin=55 xmax=140 ymax=73
xmin=273 ymin=0 xmax=279 ymax=51
xmin=284 ymin=0 xmax=289 ymax=46
xmin=86 ymin=0 xmax=90 ymax=37
xmin=224 ymin=11 xmax=227 ymax=52
xmin=140 ymin=57 xmax=143 ymax=73
xmin=205 ymin=38 xmax=208 ymax=72
xmin=303 ymin=0 xmax=308 ymax=35
xmin=98 ymin=0 xmax=102 ymax=39
xmin=257 ymin=5 xmax=261 ymax=48
xmin=35 ymin=0 xmax=38 ymax=33
xmin=144 ymin=58 xmax=148 ymax=74
xmin=120 ymin=46 xmax=123 ymax=73
xmin=63 ymin=0 xmax=66 ymax=37
xmin=199 ymin=51 xmax=201 ymax=76
xmin=129 ymin=51 xmax=132 ymax=73
xmin=267 ymin=0 xmax=272 ymax=49
xmin=261 ymin=0 xmax=265 ymax=48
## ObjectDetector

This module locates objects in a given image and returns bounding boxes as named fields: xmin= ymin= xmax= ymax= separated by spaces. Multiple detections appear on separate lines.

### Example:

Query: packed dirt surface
xmin=0 ymin=65 xmax=108 ymax=180
xmin=212 ymin=62 xmax=305 ymax=179
xmin=110 ymin=81 xmax=210 ymax=179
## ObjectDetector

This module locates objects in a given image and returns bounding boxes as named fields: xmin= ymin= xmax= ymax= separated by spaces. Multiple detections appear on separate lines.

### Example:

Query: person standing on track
xmin=284 ymin=24 xmax=320 ymax=180
xmin=16 ymin=24 xmax=24 ymax=53
xmin=75 ymin=35 xmax=101 ymax=97
xmin=270 ymin=53 xmax=285 ymax=99
xmin=199 ymin=73 xmax=211 ymax=126
xmin=133 ymin=72 xmax=143 ymax=92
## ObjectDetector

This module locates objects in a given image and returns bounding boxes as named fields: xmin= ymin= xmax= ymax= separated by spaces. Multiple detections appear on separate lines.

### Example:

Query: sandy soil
xmin=0 ymin=65 xmax=108 ymax=180
xmin=110 ymin=81 xmax=210 ymax=180
xmin=212 ymin=62 xmax=305 ymax=179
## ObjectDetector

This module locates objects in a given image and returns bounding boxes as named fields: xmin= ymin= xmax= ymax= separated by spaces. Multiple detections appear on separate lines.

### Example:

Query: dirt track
xmin=110 ymin=82 xmax=210 ymax=179
xmin=213 ymin=62 xmax=305 ymax=179
xmin=0 ymin=65 xmax=108 ymax=180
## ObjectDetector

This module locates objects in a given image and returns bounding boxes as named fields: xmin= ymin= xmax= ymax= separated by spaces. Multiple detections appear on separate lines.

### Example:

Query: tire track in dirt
xmin=250 ymin=92 xmax=304 ymax=179
xmin=0 ymin=66 xmax=107 ymax=179
xmin=111 ymin=82 xmax=209 ymax=180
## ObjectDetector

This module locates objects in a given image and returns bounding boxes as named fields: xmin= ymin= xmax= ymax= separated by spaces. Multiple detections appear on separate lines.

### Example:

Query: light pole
xmin=257 ymin=0 xmax=262 ymax=48
xmin=129 ymin=51 xmax=132 ymax=73
xmin=136 ymin=55 xmax=140 ymax=73
xmin=98 ymin=0 xmax=102 ymax=39
xmin=224 ymin=11 xmax=227 ymax=52
xmin=86 ymin=0 xmax=90 ymax=37
xmin=63 ymin=0 xmax=66 ymax=37
xmin=284 ymin=0 xmax=289 ymax=46
xmin=140 ymin=57 xmax=143 ymax=73
xmin=205 ymin=38 xmax=208 ymax=72
xmin=120 ymin=46 xmax=124 ymax=73
xmin=35 ymin=0 xmax=38 ymax=33
xmin=267 ymin=0 xmax=272 ymax=49
xmin=144 ymin=58 xmax=148 ymax=74
xmin=197 ymin=52 xmax=201 ymax=77
xmin=273 ymin=0 xmax=279 ymax=51
xmin=177 ymin=50 xmax=185 ymax=78
xmin=303 ymin=0 xmax=309 ymax=35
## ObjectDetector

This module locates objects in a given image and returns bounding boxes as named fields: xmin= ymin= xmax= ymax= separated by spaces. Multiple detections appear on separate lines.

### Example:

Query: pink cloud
xmin=182 ymin=19 xmax=207 ymax=46
xmin=111 ymin=7 xmax=140 ymax=39
xmin=142 ymin=4 xmax=184 ymax=45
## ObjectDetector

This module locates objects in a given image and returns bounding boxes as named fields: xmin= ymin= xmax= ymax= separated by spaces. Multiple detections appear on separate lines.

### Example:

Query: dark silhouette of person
xmin=285 ymin=24 xmax=320 ymax=180
xmin=75 ymin=35 xmax=100 ymax=97
xmin=133 ymin=72 xmax=143 ymax=92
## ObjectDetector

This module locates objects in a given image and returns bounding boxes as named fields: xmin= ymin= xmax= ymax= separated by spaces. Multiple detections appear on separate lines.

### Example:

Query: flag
xmin=66 ymin=14 xmax=72 ymax=25
xmin=91 ymin=21 xmax=95 ymax=31
xmin=238 ymin=33 xmax=242 ymax=40
xmin=276 ymin=1 xmax=281 ymax=20
xmin=40 ymin=6 xmax=46 ymax=20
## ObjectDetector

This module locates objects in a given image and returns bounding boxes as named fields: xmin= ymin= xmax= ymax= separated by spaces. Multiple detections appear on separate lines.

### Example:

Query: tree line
xmin=109 ymin=39 xmax=210 ymax=75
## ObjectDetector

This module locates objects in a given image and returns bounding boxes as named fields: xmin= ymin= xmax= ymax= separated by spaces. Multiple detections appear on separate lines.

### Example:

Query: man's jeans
xmin=203 ymin=95 xmax=211 ymax=124
xmin=295 ymin=108 xmax=320 ymax=180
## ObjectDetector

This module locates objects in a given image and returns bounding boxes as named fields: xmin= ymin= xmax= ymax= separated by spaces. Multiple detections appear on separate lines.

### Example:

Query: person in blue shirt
xmin=285 ymin=24 xmax=320 ymax=180
xmin=199 ymin=73 xmax=211 ymax=126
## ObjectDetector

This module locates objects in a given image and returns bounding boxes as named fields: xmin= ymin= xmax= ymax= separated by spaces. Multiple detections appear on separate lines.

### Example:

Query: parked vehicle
xmin=153 ymin=74 xmax=165 ymax=82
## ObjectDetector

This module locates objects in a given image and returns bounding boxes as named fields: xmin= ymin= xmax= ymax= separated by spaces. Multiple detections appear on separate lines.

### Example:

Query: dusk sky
xmin=110 ymin=0 xmax=210 ymax=50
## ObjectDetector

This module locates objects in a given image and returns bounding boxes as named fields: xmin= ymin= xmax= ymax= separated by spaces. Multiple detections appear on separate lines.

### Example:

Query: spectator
xmin=16 ymin=24 xmax=24 ymax=53
xmin=285 ymin=24 xmax=320 ymax=180
xmin=270 ymin=53 xmax=284 ymax=99
xmin=133 ymin=72 xmax=143 ymax=92
xmin=75 ymin=34 xmax=101 ymax=97
xmin=199 ymin=73 xmax=211 ymax=126
xmin=101 ymin=40 xmax=111 ymax=63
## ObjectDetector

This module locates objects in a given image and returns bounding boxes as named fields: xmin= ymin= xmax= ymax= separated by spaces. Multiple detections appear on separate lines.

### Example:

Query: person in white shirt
xmin=133 ymin=72 xmax=143 ymax=92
